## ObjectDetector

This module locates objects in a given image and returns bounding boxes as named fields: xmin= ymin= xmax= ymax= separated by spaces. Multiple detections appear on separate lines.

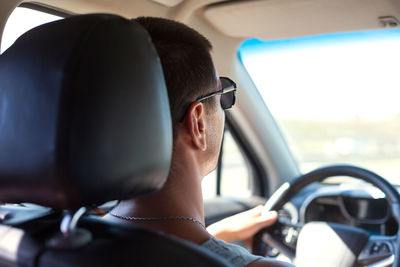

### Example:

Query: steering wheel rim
xmin=253 ymin=164 xmax=400 ymax=266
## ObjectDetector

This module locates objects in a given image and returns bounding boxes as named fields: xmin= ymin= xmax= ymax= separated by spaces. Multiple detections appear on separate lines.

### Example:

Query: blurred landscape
xmin=280 ymin=115 xmax=400 ymax=185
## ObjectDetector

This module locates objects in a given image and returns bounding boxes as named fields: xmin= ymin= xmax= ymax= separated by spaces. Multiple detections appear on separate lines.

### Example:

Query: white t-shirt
xmin=201 ymin=236 xmax=263 ymax=267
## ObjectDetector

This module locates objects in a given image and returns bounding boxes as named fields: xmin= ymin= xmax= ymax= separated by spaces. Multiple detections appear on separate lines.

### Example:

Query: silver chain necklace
xmin=109 ymin=211 xmax=206 ymax=229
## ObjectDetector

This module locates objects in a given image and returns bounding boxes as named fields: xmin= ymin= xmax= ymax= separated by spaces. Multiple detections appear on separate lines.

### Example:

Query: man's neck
xmin=116 ymin=157 xmax=204 ymax=222
xmin=106 ymin=147 xmax=209 ymax=243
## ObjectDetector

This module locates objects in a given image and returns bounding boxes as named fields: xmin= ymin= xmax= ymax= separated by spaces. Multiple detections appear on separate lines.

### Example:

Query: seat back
xmin=0 ymin=14 xmax=172 ymax=209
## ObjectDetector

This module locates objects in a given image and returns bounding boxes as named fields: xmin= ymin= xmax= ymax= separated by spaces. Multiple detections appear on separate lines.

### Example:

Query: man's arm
xmin=207 ymin=205 xmax=278 ymax=245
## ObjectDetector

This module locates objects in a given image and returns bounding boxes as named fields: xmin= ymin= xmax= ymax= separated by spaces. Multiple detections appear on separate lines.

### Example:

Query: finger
xmin=247 ymin=205 xmax=264 ymax=217
xmin=256 ymin=210 xmax=278 ymax=227
xmin=263 ymin=210 xmax=278 ymax=220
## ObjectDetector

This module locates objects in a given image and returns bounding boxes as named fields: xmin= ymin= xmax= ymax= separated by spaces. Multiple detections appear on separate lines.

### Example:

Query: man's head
xmin=135 ymin=17 xmax=227 ymax=176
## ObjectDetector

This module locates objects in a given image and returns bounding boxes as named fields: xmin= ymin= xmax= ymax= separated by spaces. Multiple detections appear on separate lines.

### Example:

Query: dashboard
xmin=284 ymin=182 xmax=398 ymax=236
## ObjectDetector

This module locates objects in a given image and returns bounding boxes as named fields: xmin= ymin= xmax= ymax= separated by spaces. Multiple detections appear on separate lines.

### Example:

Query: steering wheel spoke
xmin=262 ymin=231 xmax=296 ymax=260
xmin=253 ymin=217 xmax=303 ymax=258
xmin=274 ymin=217 xmax=303 ymax=248
xmin=357 ymin=235 xmax=397 ymax=266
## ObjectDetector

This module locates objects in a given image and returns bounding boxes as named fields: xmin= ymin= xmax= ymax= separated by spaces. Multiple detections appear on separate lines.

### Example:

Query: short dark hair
xmin=134 ymin=17 xmax=217 ymax=140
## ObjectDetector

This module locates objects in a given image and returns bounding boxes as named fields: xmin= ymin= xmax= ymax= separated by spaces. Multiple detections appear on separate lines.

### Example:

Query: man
xmin=104 ymin=17 xmax=291 ymax=267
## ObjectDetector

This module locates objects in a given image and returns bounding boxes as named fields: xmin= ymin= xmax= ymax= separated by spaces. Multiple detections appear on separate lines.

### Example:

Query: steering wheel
xmin=252 ymin=165 xmax=400 ymax=267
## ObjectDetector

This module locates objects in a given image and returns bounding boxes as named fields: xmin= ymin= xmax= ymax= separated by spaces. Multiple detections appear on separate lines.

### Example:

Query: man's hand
xmin=207 ymin=205 xmax=278 ymax=246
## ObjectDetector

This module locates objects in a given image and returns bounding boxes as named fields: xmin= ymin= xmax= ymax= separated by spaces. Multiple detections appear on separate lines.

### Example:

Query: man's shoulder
xmin=201 ymin=237 xmax=262 ymax=267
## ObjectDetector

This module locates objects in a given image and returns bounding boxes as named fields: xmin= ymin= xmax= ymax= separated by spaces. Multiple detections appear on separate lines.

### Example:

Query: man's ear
xmin=183 ymin=102 xmax=207 ymax=151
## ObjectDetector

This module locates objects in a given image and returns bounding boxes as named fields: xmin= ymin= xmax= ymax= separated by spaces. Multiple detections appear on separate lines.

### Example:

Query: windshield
xmin=239 ymin=29 xmax=400 ymax=185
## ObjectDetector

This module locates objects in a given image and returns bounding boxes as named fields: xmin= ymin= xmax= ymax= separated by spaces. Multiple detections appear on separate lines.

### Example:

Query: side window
xmin=1 ymin=6 xmax=62 ymax=54
xmin=202 ymin=169 xmax=217 ymax=199
xmin=202 ymin=128 xmax=254 ymax=199
xmin=220 ymin=130 xmax=252 ymax=197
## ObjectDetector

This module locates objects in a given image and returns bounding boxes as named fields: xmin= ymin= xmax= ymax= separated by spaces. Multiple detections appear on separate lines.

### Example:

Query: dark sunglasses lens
xmin=220 ymin=77 xmax=234 ymax=90
xmin=221 ymin=91 xmax=236 ymax=109
xmin=219 ymin=77 xmax=236 ymax=109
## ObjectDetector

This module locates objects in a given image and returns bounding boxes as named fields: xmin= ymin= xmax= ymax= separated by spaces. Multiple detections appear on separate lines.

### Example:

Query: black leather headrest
xmin=0 ymin=14 xmax=172 ymax=209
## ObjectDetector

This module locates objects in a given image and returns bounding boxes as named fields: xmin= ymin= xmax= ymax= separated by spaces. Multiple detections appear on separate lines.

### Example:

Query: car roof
xmin=18 ymin=0 xmax=400 ymax=38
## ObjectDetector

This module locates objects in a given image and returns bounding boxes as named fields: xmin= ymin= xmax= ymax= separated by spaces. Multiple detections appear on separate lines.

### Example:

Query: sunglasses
xmin=195 ymin=77 xmax=237 ymax=110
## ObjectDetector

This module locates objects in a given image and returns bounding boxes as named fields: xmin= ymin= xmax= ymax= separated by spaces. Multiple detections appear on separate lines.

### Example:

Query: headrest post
xmin=60 ymin=207 xmax=86 ymax=237
xmin=46 ymin=207 xmax=92 ymax=249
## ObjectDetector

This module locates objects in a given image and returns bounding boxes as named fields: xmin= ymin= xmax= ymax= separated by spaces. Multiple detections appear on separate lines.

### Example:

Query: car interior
xmin=0 ymin=0 xmax=399 ymax=266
